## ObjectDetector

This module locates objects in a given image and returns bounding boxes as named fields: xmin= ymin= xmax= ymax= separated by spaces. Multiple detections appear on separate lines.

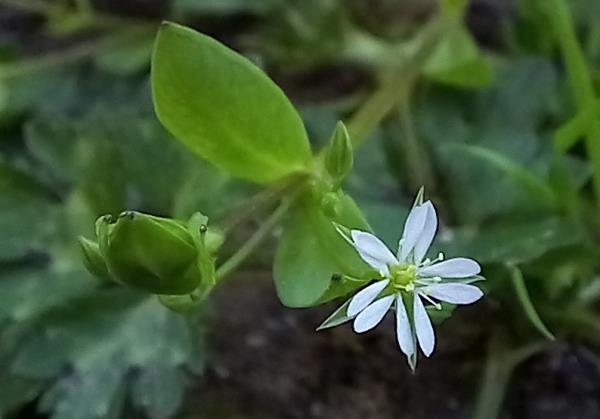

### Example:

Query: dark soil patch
xmin=182 ymin=276 xmax=600 ymax=419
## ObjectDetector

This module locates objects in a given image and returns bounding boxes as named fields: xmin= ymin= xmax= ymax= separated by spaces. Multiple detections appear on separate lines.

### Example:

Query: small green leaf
xmin=152 ymin=22 xmax=313 ymax=183
xmin=507 ymin=263 xmax=555 ymax=340
xmin=273 ymin=190 xmax=371 ymax=307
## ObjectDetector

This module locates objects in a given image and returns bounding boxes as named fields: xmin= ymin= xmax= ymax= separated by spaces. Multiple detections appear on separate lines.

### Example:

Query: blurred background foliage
xmin=2 ymin=0 xmax=600 ymax=418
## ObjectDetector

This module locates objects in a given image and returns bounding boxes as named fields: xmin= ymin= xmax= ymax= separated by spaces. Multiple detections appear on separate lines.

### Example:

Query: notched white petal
xmin=413 ymin=201 xmax=437 ymax=264
xmin=347 ymin=279 xmax=390 ymax=317
xmin=395 ymin=295 xmax=415 ymax=356
xmin=425 ymin=283 xmax=484 ymax=305
xmin=418 ymin=257 xmax=481 ymax=278
xmin=399 ymin=204 xmax=427 ymax=262
xmin=353 ymin=295 xmax=394 ymax=333
xmin=413 ymin=293 xmax=435 ymax=357
xmin=351 ymin=230 xmax=397 ymax=274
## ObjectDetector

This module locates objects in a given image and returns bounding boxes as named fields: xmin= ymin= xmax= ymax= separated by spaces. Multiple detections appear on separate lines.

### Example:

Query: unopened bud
xmin=324 ymin=121 xmax=353 ymax=188
xmin=98 ymin=211 xmax=202 ymax=295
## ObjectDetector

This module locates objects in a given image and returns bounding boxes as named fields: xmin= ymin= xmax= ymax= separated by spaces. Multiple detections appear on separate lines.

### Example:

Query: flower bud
xmin=98 ymin=211 xmax=203 ymax=295
xmin=78 ymin=236 xmax=111 ymax=281
xmin=324 ymin=121 xmax=353 ymax=188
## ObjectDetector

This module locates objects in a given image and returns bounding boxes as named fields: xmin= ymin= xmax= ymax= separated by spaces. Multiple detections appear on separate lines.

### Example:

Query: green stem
xmin=219 ymin=174 xmax=306 ymax=234
xmin=74 ymin=0 xmax=93 ymax=15
xmin=345 ymin=14 xmax=450 ymax=148
xmin=0 ymin=0 xmax=53 ymax=14
xmin=473 ymin=331 xmax=547 ymax=419
xmin=544 ymin=0 xmax=600 ymax=206
xmin=398 ymin=91 xmax=435 ymax=190
xmin=215 ymin=197 xmax=293 ymax=281
xmin=0 ymin=26 xmax=153 ymax=81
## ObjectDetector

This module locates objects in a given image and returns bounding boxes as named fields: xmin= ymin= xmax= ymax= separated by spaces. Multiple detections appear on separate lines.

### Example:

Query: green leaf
xmin=0 ymin=162 xmax=58 ymax=261
xmin=424 ymin=25 xmax=493 ymax=88
xmin=10 ymin=286 xmax=203 ymax=419
xmin=507 ymin=264 xmax=555 ymax=340
xmin=152 ymin=22 xmax=313 ymax=184
xmin=94 ymin=29 xmax=154 ymax=76
xmin=273 ymin=190 xmax=371 ymax=307
xmin=437 ymin=216 xmax=581 ymax=264
xmin=442 ymin=143 xmax=557 ymax=210
xmin=132 ymin=363 xmax=185 ymax=419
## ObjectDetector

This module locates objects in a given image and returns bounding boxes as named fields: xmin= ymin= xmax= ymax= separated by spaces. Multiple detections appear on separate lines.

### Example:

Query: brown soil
xmin=187 ymin=276 xmax=600 ymax=419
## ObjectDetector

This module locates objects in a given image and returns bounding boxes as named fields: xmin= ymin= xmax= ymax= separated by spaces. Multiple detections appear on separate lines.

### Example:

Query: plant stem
xmin=398 ymin=91 xmax=435 ymax=190
xmin=219 ymin=174 xmax=306 ymax=234
xmin=0 ymin=26 xmax=153 ymax=81
xmin=544 ymin=0 xmax=600 ymax=206
xmin=345 ymin=14 xmax=450 ymax=148
xmin=473 ymin=331 xmax=547 ymax=419
xmin=215 ymin=197 xmax=293 ymax=281
xmin=0 ymin=0 xmax=53 ymax=14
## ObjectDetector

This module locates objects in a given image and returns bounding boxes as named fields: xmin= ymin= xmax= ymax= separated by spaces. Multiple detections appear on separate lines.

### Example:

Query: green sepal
xmin=78 ymin=236 xmax=111 ymax=282
xmin=324 ymin=121 xmax=353 ymax=188
xmin=158 ymin=293 xmax=202 ymax=313
xmin=155 ymin=213 xmax=221 ymax=313
xmin=186 ymin=212 xmax=218 ymax=290
xmin=320 ymin=192 xmax=341 ymax=218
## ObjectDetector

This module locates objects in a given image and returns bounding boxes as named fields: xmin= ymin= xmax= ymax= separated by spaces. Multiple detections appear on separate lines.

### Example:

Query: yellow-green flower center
xmin=390 ymin=263 xmax=416 ymax=287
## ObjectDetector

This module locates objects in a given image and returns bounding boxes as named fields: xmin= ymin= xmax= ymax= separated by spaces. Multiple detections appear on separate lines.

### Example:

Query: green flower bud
xmin=78 ymin=236 xmax=111 ymax=281
xmin=324 ymin=121 xmax=353 ymax=188
xmin=98 ymin=211 xmax=204 ymax=295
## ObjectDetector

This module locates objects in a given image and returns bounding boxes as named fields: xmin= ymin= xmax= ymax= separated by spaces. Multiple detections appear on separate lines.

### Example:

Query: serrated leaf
xmin=12 ymin=286 xmax=203 ymax=419
xmin=132 ymin=364 xmax=185 ymax=419
xmin=152 ymin=22 xmax=313 ymax=184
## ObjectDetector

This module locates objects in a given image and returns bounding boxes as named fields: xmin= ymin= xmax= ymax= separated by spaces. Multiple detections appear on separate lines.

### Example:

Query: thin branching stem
xmin=345 ymin=14 xmax=451 ymax=148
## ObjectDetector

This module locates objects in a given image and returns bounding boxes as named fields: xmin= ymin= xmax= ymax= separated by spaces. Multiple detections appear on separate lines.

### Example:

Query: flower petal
xmin=413 ymin=293 xmax=435 ymax=357
xmin=418 ymin=258 xmax=481 ymax=278
xmin=353 ymin=295 xmax=394 ymax=333
xmin=395 ymin=294 xmax=415 ymax=357
xmin=425 ymin=283 xmax=484 ymax=305
xmin=351 ymin=230 xmax=397 ymax=275
xmin=398 ymin=204 xmax=428 ymax=262
xmin=347 ymin=279 xmax=390 ymax=317
xmin=412 ymin=201 xmax=437 ymax=264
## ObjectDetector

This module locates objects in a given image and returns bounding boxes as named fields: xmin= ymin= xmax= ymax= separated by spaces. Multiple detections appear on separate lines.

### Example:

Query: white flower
xmin=318 ymin=196 xmax=484 ymax=366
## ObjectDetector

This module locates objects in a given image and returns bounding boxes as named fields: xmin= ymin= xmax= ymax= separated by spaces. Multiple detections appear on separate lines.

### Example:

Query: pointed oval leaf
xmin=152 ymin=22 xmax=313 ymax=184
